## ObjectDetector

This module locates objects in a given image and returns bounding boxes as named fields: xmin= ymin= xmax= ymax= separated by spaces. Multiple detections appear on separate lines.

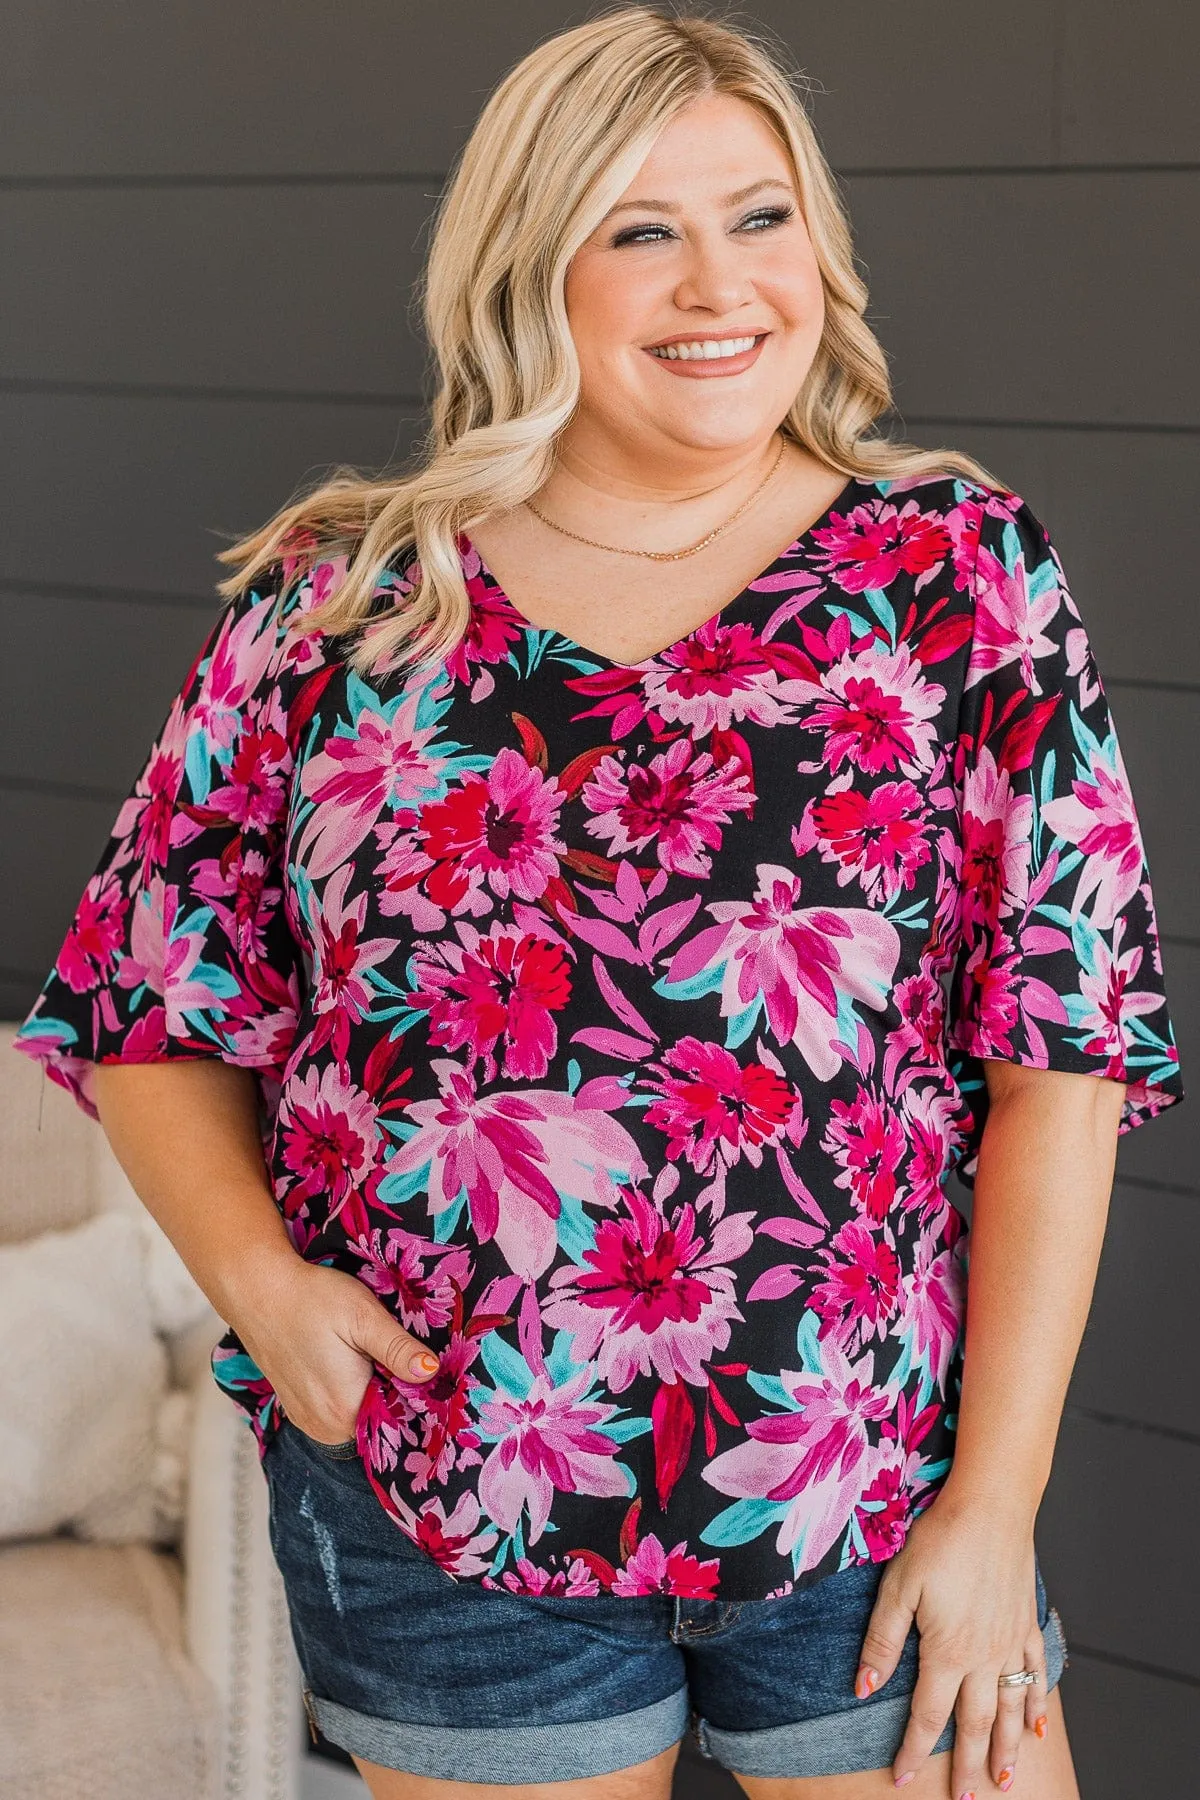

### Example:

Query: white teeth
xmin=649 ymin=335 xmax=760 ymax=360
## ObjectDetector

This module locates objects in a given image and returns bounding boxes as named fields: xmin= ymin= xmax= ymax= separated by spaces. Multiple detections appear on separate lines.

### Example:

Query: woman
xmin=13 ymin=9 xmax=1182 ymax=1799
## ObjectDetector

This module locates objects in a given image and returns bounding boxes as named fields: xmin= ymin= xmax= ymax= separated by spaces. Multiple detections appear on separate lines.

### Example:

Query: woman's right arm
xmin=92 ymin=1058 xmax=439 ymax=1441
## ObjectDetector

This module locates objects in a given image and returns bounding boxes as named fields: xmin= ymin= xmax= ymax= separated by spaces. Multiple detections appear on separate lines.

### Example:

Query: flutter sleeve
xmin=11 ymin=567 xmax=308 ymax=1122
xmin=947 ymin=489 xmax=1183 ymax=1145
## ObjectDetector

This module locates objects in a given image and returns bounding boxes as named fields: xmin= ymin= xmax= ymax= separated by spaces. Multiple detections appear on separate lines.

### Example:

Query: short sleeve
xmin=947 ymin=490 xmax=1183 ymax=1150
xmin=11 ymin=569 xmax=308 ymax=1122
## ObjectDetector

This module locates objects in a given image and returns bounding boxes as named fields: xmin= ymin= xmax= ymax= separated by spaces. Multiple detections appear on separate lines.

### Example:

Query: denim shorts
xmin=263 ymin=1417 xmax=1067 ymax=1784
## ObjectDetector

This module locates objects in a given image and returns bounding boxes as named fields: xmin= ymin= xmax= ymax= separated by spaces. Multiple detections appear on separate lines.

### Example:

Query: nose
xmin=672 ymin=226 xmax=757 ymax=316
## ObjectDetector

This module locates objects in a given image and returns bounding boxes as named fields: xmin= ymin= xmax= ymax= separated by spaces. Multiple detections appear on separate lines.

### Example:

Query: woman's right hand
xmin=225 ymin=1249 xmax=441 ymax=1444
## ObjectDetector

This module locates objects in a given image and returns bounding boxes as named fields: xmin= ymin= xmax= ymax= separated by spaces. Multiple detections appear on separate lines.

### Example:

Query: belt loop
xmin=669 ymin=1597 xmax=684 ymax=1644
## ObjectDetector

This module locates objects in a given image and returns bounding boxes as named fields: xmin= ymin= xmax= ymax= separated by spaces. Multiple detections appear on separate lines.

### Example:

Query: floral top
xmin=13 ymin=470 xmax=1182 ymax=1600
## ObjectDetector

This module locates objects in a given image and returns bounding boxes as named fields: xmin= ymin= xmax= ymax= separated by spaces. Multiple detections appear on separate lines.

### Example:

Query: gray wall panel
xmin=848 ymin=170 xmax=1200 ymax=427
xmin=0 ymin=592 xmax=218 ymax=792
xmin=0 ymin=185 xmax=430 ymax=396
xmin=1069 ymin=1183 xmax=1200 ymax=1436
xmin=1060 ymin=2 xmax=1200 ymax=166
xmin=1105 ymin=687 xmax=1200 ymax=942
xmin=0 ymin=3 xmax=1058 ymax=180
xmin=1038 ymin=1414 xmax=1200 ymax=1679
xmin=0 ymin=392 xmax=425 ymax=595
xmin=0 ymin=787 xmax=128 ymax=977
xmin=1063 ymin=1655 xmax=1198 ymax=1800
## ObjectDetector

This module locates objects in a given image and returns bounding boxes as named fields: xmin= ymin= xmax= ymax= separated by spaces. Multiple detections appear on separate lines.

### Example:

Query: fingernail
xmin=893 ymin=1775 xmax=915 ymax=1790
xmin=1034 ymin=1715 xmax=1048 ymax=1739
xmin=958 ymin=1792 xmax=976 ymax=1800
xmin=999 ymin=1770 xmax=1015 ymax=1792
xmin=409 ymin=1350 xmax=440 ymax=1377
xmin=855 ymin=1665 xmax=879 ymax=1699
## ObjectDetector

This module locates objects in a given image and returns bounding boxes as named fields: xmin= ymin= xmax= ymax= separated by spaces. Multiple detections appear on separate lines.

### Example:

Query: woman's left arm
xmin=857 ymin=1059 xmax=1124 ymax=1797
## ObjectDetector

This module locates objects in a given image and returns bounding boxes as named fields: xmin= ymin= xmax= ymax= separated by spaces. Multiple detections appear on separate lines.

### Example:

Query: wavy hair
xmin=214 ymin=4 xmax=1006 ymax=677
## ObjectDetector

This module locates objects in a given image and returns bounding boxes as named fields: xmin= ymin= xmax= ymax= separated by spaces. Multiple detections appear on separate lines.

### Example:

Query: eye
xmin=611 ymin=204 xmax=795 ymax=248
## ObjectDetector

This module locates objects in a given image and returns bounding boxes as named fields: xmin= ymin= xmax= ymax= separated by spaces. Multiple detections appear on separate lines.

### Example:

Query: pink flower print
xmin=54 ymin=869 xmax=129 ymax=993
xmin=203 ymin=717 xmax=291 ymax=836
xmin=1075 ymin=924 xmax=1167 ymax=1075
xmin=966 ymin=541 xmax=1061 ymax=695
xmin=485 ymin=1555 xmax=602 ymax=1597
xmin=666 ymin=865 xmax=900 ymax=1082
xmin=296 ymin=683 xmax=448 ymax=880
xmin=275 ymin=1062 xmax=379 ymax=1219
xmin=388 ymin=1061 xmax=646 ymax=1280
xmin=447 ymin=551 xmax=526 ymax=688
xmin=804 ymin=644 xmax=945 ymax=777
xmin=373 ymin=822 xmax=444 ymax=932
xmin=475 ymin=1364 xmax=631 ymax=1543
xmin=348 ymin=1226 xmax=473 ymax=1336
xmin=641 ymin=619 xmax=815 ymax=734
xmin=702 ymin=1344 xmax=894 ymax=1571
xmin=611 ymin=1533 xmax=721 ymax=1598
xmin=893 ymin=1228 xmax=965 ymax=1390
xmin=310 ymin=862 xmax=401 ymax=1045
xmin=1041 ymin=746 xmax=1145 ymax=929
xmin=581 ymin=737 xmax=754 ymax=877
xmin=812 ymin=782 xmax=932 ymax=904
xmin=956 ymin=929 xmax=1022 ymax=1058
xmin=409 ymin=922 xmax=572 ymax=1081
xmin=901 ymin=1084 xmax=963 ymax=1222
xmin=811 ymin=499 xmax=953 ymax=595
xmin=852 ymin=1461 xmax=912 ymax=1561
xmin=643 ymin=1038 xmax=798 ymax=1173
xmin=399 ymin=1330 xmax=487 ymax=1492
xmin=882 ymin=970 xmax=946 ymax=1088
xmin=822 ymin=1086 xmax=907 ymax=1224
xmin=113 ymin=739 xmax=183 ymax=883
xmin=959 ymin=747 xmax=1033 ymax=929
xmin=811 ymin=1218 xmax=901 ymax=1348
xmin=377 ymin=1490 xmax=499 ymax=1580
xmin=189 ymin=842 xmax=281 ymax=966
xmin=420 ymin=747 xmax=565 ymax=915
xmin=542 ymin=1188 xmax=754 ymax=1391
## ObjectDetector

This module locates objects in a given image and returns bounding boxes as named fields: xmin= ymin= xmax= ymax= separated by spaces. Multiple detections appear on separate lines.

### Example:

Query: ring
xmin=997 ymin=1670 xmax=1038 ymax=1688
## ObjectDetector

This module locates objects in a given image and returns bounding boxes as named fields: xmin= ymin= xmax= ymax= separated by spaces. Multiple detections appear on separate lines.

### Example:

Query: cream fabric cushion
xmin=0 ymin=1210 xmax=209 ymax=1543
xmin=0 ymin=1537 xmax=217 ymax=1800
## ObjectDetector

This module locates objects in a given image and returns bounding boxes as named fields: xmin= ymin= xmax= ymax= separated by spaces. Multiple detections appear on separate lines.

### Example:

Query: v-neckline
xmin=459 ymin=473 xmax=865 ymax=670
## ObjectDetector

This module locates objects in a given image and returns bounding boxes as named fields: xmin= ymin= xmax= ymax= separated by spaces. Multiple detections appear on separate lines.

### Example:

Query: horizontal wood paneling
xmin=5 ymin=173 xmax=1198 ymax=434
xmin=1105 ymin=687 xmax=1200 ymax=942
xmin=1037 ymin=1412 xmax=1200 ymax=1680
xmin=845 ymin=170 xmax=1200 ymax=428
xmin=0 ymin=3 xmax=1061 ymax=181
xmin=0 ymin=786 xmax=124 ymax=981
xmin=0 ymin=392 xmax=425 ymax=596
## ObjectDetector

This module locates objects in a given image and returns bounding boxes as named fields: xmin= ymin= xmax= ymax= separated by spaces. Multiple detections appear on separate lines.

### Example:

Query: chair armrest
xmin=183 ymin=1363 xmax=305 ymax=1800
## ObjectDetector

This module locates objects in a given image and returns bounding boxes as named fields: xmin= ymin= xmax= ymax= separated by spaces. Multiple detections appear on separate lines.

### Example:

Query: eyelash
xmin=611 ymin=204 xmax=795 ymax=247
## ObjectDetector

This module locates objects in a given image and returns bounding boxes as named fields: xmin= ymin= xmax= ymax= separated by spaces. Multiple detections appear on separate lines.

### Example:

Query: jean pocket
xmin=286 ymin=1419 xmax=360 ymax=1459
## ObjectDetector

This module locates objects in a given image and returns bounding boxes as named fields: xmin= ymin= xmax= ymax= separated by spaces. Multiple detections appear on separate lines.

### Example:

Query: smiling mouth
xmin=646 ymin=334 xmax=765 ymax=361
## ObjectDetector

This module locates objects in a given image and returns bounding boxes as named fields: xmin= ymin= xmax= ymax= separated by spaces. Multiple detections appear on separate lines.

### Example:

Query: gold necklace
xmin=523 ymin=433 xmax=787 ymax=562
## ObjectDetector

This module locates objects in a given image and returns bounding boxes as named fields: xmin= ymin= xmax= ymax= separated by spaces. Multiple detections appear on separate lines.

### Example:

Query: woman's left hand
xmin=855 ymin=1488 xmax=1048 ymax=1796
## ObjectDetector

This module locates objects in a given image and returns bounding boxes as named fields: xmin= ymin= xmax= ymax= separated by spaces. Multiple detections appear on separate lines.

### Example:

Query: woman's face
xmin=562 ymin=92 xmax=826 ymax=467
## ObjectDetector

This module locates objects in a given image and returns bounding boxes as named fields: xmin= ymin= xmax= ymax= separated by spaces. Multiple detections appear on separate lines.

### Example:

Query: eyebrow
xmin=601 ymin=177 xmax=796 ymax=221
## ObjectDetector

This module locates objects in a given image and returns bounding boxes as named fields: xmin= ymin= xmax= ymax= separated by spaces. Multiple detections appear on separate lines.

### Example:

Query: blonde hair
xmin=215 ymin=4 xmax=1006 ymax=678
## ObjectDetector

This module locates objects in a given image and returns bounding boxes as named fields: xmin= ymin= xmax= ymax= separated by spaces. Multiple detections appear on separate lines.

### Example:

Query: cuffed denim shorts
xmin=263 ymin=1417 xmax=1068 ymax=1784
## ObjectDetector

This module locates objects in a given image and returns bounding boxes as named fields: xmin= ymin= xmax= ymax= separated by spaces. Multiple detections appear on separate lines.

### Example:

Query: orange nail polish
xmin=1034 ymin=1715 xmax=1048 ymax=1739
xmin=999 ymin=1770 xmax=1015 ymax=1792
xmin=855 ymin=1665 xmax=879 ymax=1698
xmin=411 ymin=1350 xmax=440 ymax=1376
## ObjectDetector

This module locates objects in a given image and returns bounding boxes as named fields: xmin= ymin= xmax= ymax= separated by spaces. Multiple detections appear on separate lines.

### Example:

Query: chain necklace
xmin=523 ymin=433 xmax=787 ymax=562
